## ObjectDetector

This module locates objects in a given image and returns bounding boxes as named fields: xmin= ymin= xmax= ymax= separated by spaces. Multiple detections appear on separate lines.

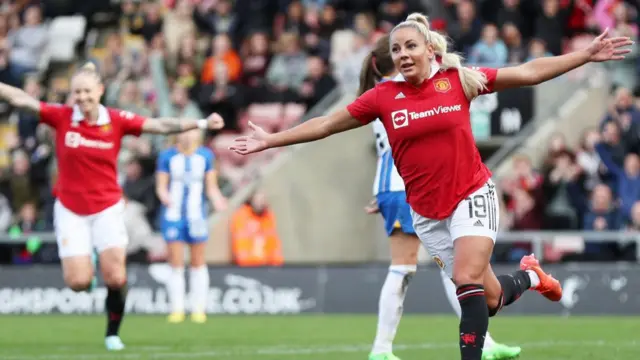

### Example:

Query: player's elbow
xmin=519 ymin=64 xmax=543 ymax=86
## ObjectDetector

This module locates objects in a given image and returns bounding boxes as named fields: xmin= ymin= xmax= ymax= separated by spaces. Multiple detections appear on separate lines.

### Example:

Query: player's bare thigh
xmin=451 ymin=236 xmax=493 ymax=286
xmin=389 ymin=229 xmax=420 ymax=265
xmin=62 ymin=256 xmax=94 ymax=291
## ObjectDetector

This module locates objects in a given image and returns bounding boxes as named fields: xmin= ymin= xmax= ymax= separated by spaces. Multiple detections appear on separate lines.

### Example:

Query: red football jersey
xmin=347 ymin=67 xmax=498 ymax=220
xmin=40 ymin=102 xmax=146 ymax=215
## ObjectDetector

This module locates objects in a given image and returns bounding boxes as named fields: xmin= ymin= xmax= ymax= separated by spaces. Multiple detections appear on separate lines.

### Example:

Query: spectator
xmin=595 ymin=141 xmax=640 ymax=222
xmin=197 ymin=62 xmax=243 ymax=131
xmin=230 ymin=190 xmax=284 ymax=267
xmin=150 ymin=52 xmax=203 ymax=120
xmin=194 ymin=0 xmax=238 ymax=36
xmin=201 ymin=33 xmax=242 ymax=84
xmin=569 ymin=183 xmax=622 ymax=260
xmin=526 ymin=38 xmax=553 ymax=62
xmin=543 ymin=149 xmax=579 ymax=229
xmin=318 ymin=5 xmax=342 ymax=40
xmin=299 ymin=56 xmax=336 ymax=109
xmin=534 ymin=0 xmax=572 ymax=56
xmin=163 ymin=0 xmax=197 ymax=57
xmin=241 ymin=31 xmax=272 ymax=94
xmin=130 ymin=1 xmax=164 ymax=43
xmin=10 ymin=201 xmax=47 ymax=233
xmin=502 ymin=22 xmax=527 ymax=64
xmin=266 ymin=32 xmax=308 ymax=103
xmin=7 ymin=5 xmax=47 ymax=84
xmin=122 ymin=157 xmax=157 ymax=226
xmin=604 ymin=23 xmax=639 ymax=92
xmin=497 ymin=0 xmax=526 ymax=37
xmin=469 ymin=23 xmax=508 ymax=67
xmin=447 ymin=0 xmax=482 ymax=56
xmin=16 ymin=76 xmax=40 ymax=145
xmin=575 ymin=128 xmax=603 ymax=192
xmin=378 ymin=0 xmax=409 ymax=33
xmin=8 ymin=149 xmax=37 ymax=212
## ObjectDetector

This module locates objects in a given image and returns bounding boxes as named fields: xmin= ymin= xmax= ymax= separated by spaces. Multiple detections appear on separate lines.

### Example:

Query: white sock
xmin=168 ymin=267 xmax=185 ymax=313
xmin=526 ymin=270 xmax=540 ymax=288
xmin=484 ymin=331 xmax=496 ymax=349
xmin=371 ymin=264 xmax=416 ymax=355
xmin=440 ymin=270 xmax=461 ymax=318
xmin=440 ymin=270 xmax=496 ymax=350
xmin=189 ymin=266 xmax=210 ymax=313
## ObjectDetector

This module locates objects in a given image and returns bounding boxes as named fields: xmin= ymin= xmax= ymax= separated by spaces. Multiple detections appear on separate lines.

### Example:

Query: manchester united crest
xmin=100 ymin=124 xmax=112 ymax=133
xmin=434 ymin=78 xmax=451 ymax=93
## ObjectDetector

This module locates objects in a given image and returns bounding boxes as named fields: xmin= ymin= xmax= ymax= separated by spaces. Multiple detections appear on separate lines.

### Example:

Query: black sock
xmin=457 ymin=284 xmax=488 ymax=360
xmin=497 ymin=270 xmax=531 ymax=307
xmin=106 ymin=284 xmax=128 ymax=337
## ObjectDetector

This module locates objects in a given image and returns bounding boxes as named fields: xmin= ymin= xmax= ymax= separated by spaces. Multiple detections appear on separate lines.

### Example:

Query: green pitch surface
xmin=0 ymin=315 xmax=637 ymax=359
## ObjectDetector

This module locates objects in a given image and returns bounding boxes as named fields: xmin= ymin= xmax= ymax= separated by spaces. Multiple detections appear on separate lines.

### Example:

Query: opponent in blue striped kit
xmin=372 ymin=118 xmax=415 ymax=237
xmin=156 ymin=129 xmax=227 ymax=325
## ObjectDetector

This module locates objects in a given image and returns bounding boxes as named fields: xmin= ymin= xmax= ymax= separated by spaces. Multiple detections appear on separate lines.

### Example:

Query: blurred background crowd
xmin=0 ymin=0 xmax=637 ymax=265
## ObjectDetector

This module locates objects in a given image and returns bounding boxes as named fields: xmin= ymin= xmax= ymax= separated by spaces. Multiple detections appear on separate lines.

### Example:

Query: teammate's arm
xmin=0 ymin=82 xmax=40 ymax=114
xmin=141 ymin=113 xmax=225 ymax=134
xmin=493 ymin=30 xmax=632 ymax=91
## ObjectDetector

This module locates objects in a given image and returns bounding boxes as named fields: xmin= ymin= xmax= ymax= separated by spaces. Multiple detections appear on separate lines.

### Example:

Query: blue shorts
xmin=376 ymin=191 xmax=415 ymax=236
xmin=161 ymin=218 xmax=209 ymax=243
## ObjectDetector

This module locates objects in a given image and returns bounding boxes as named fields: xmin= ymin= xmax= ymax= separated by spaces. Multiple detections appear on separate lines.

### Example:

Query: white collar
xmin=392 ymin=58 xmax=441 ymax=82
xmin=71 ymin=104 xmax=111 ymax=126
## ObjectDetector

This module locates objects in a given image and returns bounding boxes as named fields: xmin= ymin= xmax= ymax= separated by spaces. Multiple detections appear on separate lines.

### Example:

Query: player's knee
xmin=452 ymin=272 xmax=484 ymax=287
xmin=64 ymin=274 xmax=92 ymax=292
xmin=487 ymin=292 xmax=504 ymax=317
xmin=102 ymin=267 xmax=126 ymax=288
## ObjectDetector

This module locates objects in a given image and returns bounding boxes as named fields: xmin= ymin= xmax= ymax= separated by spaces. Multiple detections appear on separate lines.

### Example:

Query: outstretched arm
xmin=141 ymin=113 xmax=224 ymax=134
xmin=265 ymin=109 xmax=362 ymax=148
xmin=492 ymin=29 xmax=632 ymax=92
xmin=0 ymin=82 xmax=40 ymax=114
xmin=230 ymin=108 xmax=362 ymax=155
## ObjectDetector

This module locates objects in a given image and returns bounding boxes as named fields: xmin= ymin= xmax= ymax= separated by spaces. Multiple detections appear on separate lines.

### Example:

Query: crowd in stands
xmin=0 ymin=0 xmax=638 ymax=264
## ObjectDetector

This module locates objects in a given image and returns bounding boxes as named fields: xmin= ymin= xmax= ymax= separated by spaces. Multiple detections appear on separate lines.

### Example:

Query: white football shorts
xmin=410 ymin=179 xmax=499 ymax=278
xmin=54 ymin=199 xmax=129 ymax=258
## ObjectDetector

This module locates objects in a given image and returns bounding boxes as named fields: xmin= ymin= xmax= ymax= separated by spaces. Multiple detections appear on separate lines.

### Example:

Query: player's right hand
xmin=364 ymin=198 xmax=379 ymax=214
xmin=229 ymin=121 xmax=270 ymax=155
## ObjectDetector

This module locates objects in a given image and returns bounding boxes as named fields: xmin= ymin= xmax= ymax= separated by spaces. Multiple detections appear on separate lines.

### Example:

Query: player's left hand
xmin=364 ymin=199 xmax=380 ymax=214
xmin=207 ymin=113 xmax=225 ymax=130
xmin=585 ymin=28 xmax=634 ymax=62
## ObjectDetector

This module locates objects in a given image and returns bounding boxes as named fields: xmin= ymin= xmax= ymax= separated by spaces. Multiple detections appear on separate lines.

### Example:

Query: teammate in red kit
xmin=0 ymin=62 xmax=225 ymax=351
xmin=230 ymin=13 xmax=632 ymax=360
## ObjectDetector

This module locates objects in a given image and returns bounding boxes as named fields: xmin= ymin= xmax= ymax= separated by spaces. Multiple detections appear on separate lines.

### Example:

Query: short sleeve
xmin=471 ymin=67 xmax=498 ymax=95
xmin=156 ymin=150 xmax=171 ymax=173
xmin=115 ymin=109 xmax=147 ymax=137
xmin=39 ymin=102 xmax=70 ymax=128
xmin=346 ymin=87 xmax=380 ymax=125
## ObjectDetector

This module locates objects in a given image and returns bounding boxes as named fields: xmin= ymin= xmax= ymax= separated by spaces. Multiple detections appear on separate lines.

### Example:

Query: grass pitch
xmin=0 ymin=315 xmax=636 ymax=359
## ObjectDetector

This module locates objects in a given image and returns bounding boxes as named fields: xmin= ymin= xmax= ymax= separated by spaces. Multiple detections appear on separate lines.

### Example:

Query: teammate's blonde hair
xmin=391 ymin=13 xmax=487 ymax=99
xmin=74 ymin=61 xmax=102 ymax=83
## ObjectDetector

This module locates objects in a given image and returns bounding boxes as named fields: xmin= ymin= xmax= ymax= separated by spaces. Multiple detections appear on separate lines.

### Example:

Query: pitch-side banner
xmin=0 ymin=264 xmax=636 ymax=315
xmin=471 ymin=87 xmax=534 ymax=139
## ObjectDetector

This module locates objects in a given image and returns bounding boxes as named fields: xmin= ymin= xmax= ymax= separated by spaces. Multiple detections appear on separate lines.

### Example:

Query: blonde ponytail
xmin=74 ymin=61 xmax=102 ymax=83
xmin=391 ymin=13 xmax=488 ymax=99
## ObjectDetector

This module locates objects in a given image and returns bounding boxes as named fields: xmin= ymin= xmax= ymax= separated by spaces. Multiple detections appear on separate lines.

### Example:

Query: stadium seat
xmin=281 ymin=103 xmax=306 ymax=130
xmin=247 ymin=103 xmax=283 ymax=132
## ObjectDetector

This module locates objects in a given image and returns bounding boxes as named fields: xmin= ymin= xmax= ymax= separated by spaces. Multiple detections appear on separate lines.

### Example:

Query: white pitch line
xmin=1 ymin=340 xmax=638 ymax=360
